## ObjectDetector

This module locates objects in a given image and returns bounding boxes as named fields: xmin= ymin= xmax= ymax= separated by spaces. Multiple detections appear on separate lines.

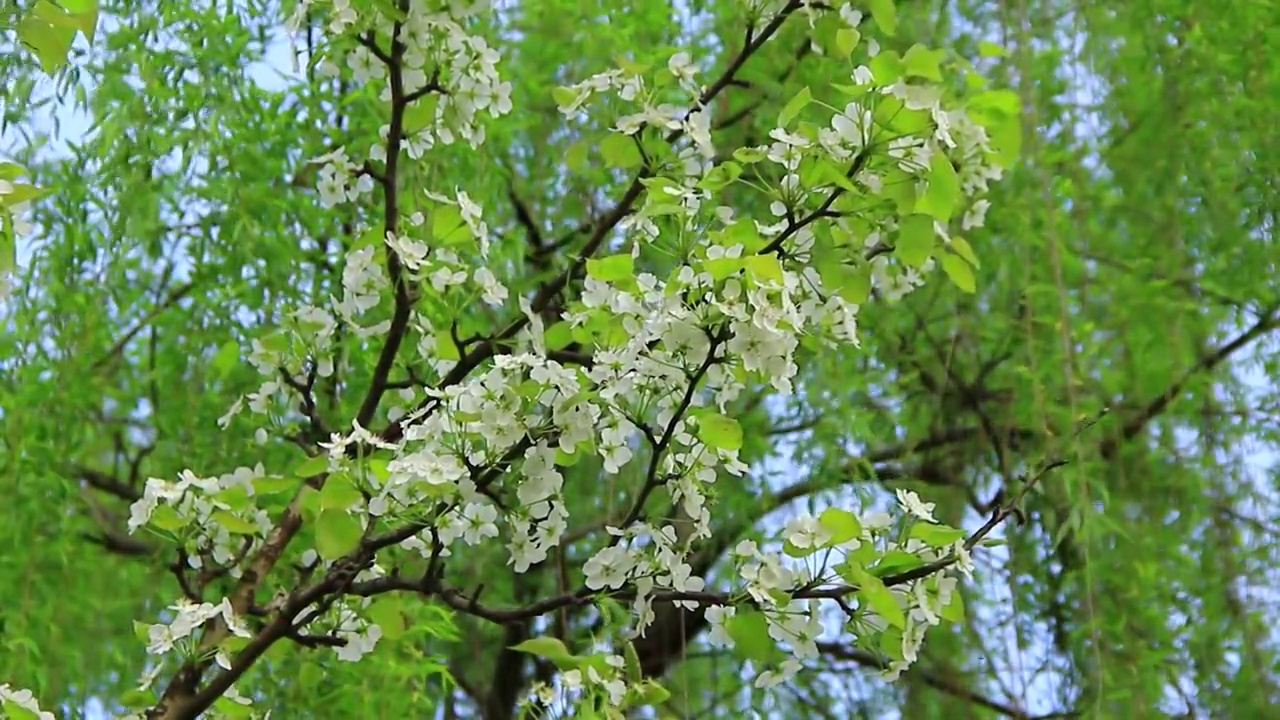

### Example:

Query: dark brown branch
xmin=77 ymin=465 xmax=143 ymax=502
xmin=1100 ymin=310 xmax=1279 ymax=459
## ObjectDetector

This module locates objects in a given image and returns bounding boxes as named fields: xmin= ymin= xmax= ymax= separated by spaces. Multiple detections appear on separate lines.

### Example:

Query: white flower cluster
xmin=0 ymin=684 xmax=54 ymax=720
xmin=145 ymin=598 xmax=253 ymax=663
xmin=311 ymin=0 xmax=512 ymax=158
xmin=523 ymin=651 xmax=672 ymax=717
xmin=129 ymin=465 xmax=276 ymax=572
xmin=699 ymin=488 xmax=975 ymax=685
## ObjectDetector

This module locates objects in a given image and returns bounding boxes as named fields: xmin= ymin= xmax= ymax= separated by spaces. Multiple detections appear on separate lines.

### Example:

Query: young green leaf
xmin=868 ymin=0 xmax=897 ymax=36
xmin=744 ymin=255 xmax=784 ymax=285
xmin=909 ymin=522 xmax=967 ymax=547
xmin=894 ymin=213 xmax=935 ymax=268
xmin=294 ymin=454 xmax=330 ymax=478
xmin=314 ymin=509 xmax=362 ymax=560
xmin=778 ymin=86 xmax=812 ymax=128
xmin=819 ymin=507 xmax=863 ymax=545
xmin=319 ymin=473 xmax=363 ymax=511
xmin=725 ymin=610 xmax=775 ymax=663
xmin=212 ymin=340 xmax=240 ymax=378
xmin=940 ymin=588 xmax=966 ymax=622
xmin=586 ymin=254 xmax=634 ymax=283
xmin=949 ymin=236 xmax=980 ymax=268
xmin=940 ymin=252 xmax=977 ymax=293
xmin=902 ymin=44 xmax=944 ymax=81
xmin=510 ymin=636 xmax=576 ymax=664
xmin=211 ymin=510 xmax=258 ymax=536
xmin=852 ymin=566 xmax=905 ymax=629
xmin=917 ymin=153 xmax=961 ymax=222
xmin=835 ymin=28 xmax=861 ymax=57
xmin=697 ymin=413 xmax=744 ymax=451
xmin=600 ymin=133 xmax=642 ymax=169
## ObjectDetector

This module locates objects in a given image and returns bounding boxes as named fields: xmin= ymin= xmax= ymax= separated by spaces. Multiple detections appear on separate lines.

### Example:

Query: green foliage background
xmin=2 ymin=0 xmax=1278 ymax=717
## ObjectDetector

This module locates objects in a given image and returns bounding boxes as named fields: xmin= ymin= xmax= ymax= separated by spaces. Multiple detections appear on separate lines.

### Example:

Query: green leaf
xmin=987 ymin=114 xmax=1023 ymax=167
xmin=917 ymin=153 xmax=961 ymax=222
xmin=744 ymin=255 xmax=784 ymax=285
xmin=719 ymin=220 xmax=766 ymax=253
xmin=852 ymin=567 xmax=905 ymax=629
xmin=871 ymin=550 xmax=926 ymax=577
xmin=978 ymin=40 xmax=1007 ymax=57
xmin=314 ymin=509 xmax=362 ymax=560
xmin=902 ymin=44 xmax=944 ymax=81
xmin=366 ymin=597 xmax=410 ymax=639
xmin=586 ymin=254 xmax=634 ymax=283
xmin=364 ymin=0 xmax=407 ymax=21
xmin=212 ymin=696 xmax=255 ymax=719
xmin=544 ymin=321 xmax=574 ymax=351
xmin=706 ymin=255 xmax=742 ymax=281
xmin=0 ymin=162 xmax=27 ymax=181
xmin=403 ymin=94 xmax=440 ymax=135
xmin=697 ymin=413 xmax=743 ymax=451
xmin=259 ymin=329 xmax=290 ymax=355
xmin=725 ymin=610 xmax=775 ymax=663
xmin=778 ymin=86 xmax=812 ymax=128
xmin=212 ymin=340 xmax=240 ymax=377
xmin=869 ymin=51 xmax=904 ymax=86
xmin=834 ymin=28 xmax=861 ymax=57
xmin=211 ymin=510 xmax=259 ymax=536
xmin=435 ymin=329 xmax=460 ymax=361
xmin=783 ymin=539 xmax=816 ymax=558
xmin=813 ymin=158 xmax=859 ymax=194
xmin=600 ymin=133 xmax=642 ymax=169
xmin=18 ymin=4 xmax=76 ymax=73
xmin=0 ymin=183 xmax=43 ymax=206
xmin=60 ymin=0 xmax=98 ymax=42
xmin=511 ymin=636 xmax=576 ymax=665
xmin=969 ymin=89 xmax=1021 ymax=117
xmin=624 ymin=641 xmax=643 ymax=685
xmin=894 ymin=214 xmax=935 ymax=268
xmin=910 ymin=522 xmax=967 ymax=547
xmin=364 ymin=457 xmax=390 ymax=483
xmin=294 ymin=454 xmax=329 ymax=478
xmin=939 ymin=588 xmax=965 ymax=623
xmin=879 ymin=626 xmax=904 ymax=659
xmin=566 ymin=139 xmax=590 ymax=174
xmin=819 ymin=507 xmax=863 ymax=545
xmin=551 ymin=86 xmax=579 ymax=109
xmin=1 ymin=222 xmax=15 ymax=278
xmin=554 ymin=447 xmax=580 ymax=467
xmin=698 ymin=161 xmax=742 ymax=191
xmin=118 ymin=688 xmax=155 ymax=709
xmin=635 ymin=680 xmax=671 ymax=706
xmin=431 ymin=205 xmax=468 ymax=245
xmin=319 ymin=473 xmax=363 ymax=511
xmin=940 ymin=252 xmax=977 ymax=293
xmin=3 ymin=699 xmax=42 ymax=720
xmin=817 ymin=259 xmax=872 ymax=305
xmin=868 ymin=0 xmax=897 ymax=36
xmin=252 ymin=475 xmax=297 ymax=495
xmin=949 ymin=236 xmax=980 ymax=268
xmin=148 ymin=504 xmax=187 ymax=532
